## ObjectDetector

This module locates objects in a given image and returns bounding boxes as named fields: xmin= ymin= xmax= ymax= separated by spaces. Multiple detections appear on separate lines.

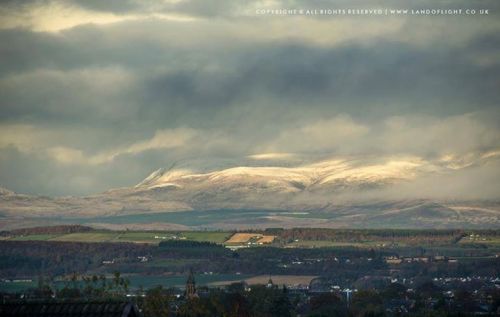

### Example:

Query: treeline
xmin=0 ymin=225 xmax=94 ymax=237
xmin=5 ymin=277 xmax=500 ymax=316
xmin=269 ymin=228 xmax=466 ymax=245
xmin=158 ymin=240 xmax=221 ymax=249
xmin=157 ymin=240 xmax=232 ymax=258
xmin=2 ymin=233 xmax=499 ymax=285
xmin=0 ymin=240 xmax=389 ymax=280
xmin=0 ymin=241 xmax=151 ymax=278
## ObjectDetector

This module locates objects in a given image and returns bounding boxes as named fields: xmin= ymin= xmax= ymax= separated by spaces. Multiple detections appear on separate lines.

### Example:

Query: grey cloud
xmin=376 ymin=159 xmax=500 ymax=201
xmin=261 ymin=112 xmax=500 ymax=157
xmin=1 ymin=33 xmax=499 ymax=149
xmin=0 ymin=1 xmax=499 ymax=196
xmin=141 ymin=39 xmax=500 ymax=124
xmin=1 ymin=24 xmax=499 ymax=127
xmin=53 ymin=0 xmax=500 ymax=18
xmin=68 ymin=0 xmax=142 ymax=13
xmin=0 ymin=144 xmax=187 ymax=196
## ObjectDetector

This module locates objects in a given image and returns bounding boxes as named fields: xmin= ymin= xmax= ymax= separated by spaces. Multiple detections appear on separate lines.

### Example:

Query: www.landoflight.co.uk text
xmin=255 ymin=8 xmax=490 ymax=16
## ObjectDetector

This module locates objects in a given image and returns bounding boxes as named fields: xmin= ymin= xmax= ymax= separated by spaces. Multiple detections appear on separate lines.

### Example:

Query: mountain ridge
xmin=0 ymin=157 xmax=499 ymax=229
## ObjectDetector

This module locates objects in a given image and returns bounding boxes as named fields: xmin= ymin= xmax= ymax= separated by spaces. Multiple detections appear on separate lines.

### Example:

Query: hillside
xmin=0 ymin=158 xmax=499 ymax=230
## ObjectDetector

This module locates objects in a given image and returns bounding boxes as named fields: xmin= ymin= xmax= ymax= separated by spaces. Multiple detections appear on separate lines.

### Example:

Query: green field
xmin=145 ymin=258 xmax=205 ymax=267
xmin=5 ymin=229 xmax=499 ymax=251
xmin=50 ymin=232 xmax=118 ymax=242
xmin=285 ymin=240 xmax=394 ymax=248
xmin=126 ymin=273 xmax=252 ymax=289
xmin=458 ymin=236 xmax=500 ymax=245
xmin=0 ymin=274 xmax=252 ymax=293
xmin=10 ymin=234 xmax=59 ymax=241
xmin=115 ymin=232 xmax=177 ymax=243
xmin=3 ymin=230 xmax=232 ymax=244
xmin=0 ymin=280 xmax=37 ymax=292
xmin=181 ymin=231 xmax=231 ymax=243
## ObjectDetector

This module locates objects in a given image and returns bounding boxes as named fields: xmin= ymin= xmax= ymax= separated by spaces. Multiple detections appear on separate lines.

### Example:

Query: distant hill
xmin=0 ymin=158 xmax=499 ymax=230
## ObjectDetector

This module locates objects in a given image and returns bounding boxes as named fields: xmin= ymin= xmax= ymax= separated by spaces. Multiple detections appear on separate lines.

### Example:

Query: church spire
xmin=267 ymin=274 xmax=274 ymax=288
xmin=185 ymin=268 xmax=198 ymax=299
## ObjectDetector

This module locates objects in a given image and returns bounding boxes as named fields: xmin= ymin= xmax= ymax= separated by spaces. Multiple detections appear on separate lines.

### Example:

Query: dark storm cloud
xmin=1 ymin=23 xmax=499 ymax=149
xmin=141 ymin=39 xmax=500 ymax=126
xmin=2 ymin=21 xmax=499 ymax=125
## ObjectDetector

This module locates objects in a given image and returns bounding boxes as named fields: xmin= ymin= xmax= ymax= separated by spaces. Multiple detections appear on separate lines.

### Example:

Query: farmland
xmin=225 ymin=233 xmax=275 ymax=245
xmin=2 ymin=227 xmax=500 ymax=251
xmin=1 ymin=230 xmax=232 ymax=245
xmin=2 ymin=229 xmax=278 ymax=247
xmin=1 ymin=226 xmax=499 ymax=301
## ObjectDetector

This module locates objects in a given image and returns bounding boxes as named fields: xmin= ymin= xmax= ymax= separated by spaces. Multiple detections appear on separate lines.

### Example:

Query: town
xmin=0 ymin=226 xmax=499 ymax=316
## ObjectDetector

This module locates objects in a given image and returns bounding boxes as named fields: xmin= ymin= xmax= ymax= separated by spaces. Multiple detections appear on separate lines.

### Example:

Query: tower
xmin=266 ymin=275 xmax=274 ymax=288
xmin=185 ymin=269 xmax=198 ymax=299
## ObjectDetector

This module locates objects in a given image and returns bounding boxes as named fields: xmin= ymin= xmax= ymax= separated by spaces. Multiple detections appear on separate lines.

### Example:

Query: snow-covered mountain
xmin=136 ymin=158 xmax=421 ymax=191
xmin=129 ymin=157 xmax=428 ymax=210
xmin=0 ymin=156 xmax=499 ymax=229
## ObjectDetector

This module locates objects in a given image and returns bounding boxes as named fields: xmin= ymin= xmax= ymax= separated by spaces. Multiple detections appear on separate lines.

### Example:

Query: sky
xmin=0 ymin=0 xmax=499 ymax=197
